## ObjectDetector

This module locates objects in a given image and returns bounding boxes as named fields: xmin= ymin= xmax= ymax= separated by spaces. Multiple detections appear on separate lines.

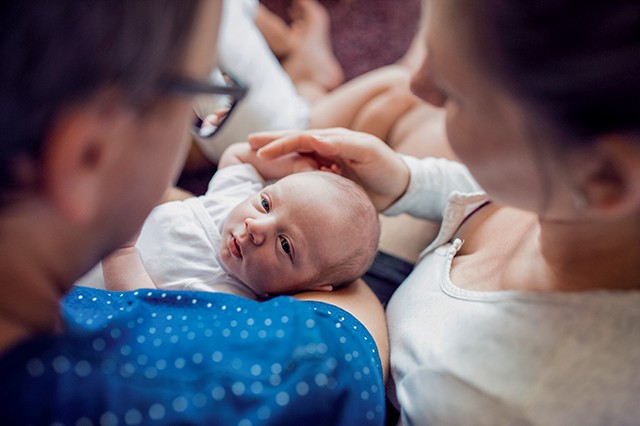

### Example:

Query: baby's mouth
xmin=228 ymin=235 xmax=243 ymax=259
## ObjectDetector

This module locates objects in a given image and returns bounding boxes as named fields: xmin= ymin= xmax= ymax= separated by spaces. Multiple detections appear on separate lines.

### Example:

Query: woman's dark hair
xmin=0 ymin=0 xmax=200 ymax=196
xmin=470 ymin=0 xmax=640 ymax=142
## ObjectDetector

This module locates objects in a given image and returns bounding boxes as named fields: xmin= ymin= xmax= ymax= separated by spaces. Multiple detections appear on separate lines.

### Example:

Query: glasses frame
xmin=158 ymin=69 xmax=247 ymax=138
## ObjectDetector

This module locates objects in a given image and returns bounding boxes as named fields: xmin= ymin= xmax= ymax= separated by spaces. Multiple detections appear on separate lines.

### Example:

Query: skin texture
xmin=220 ymin=173 xmax=360 ymax=296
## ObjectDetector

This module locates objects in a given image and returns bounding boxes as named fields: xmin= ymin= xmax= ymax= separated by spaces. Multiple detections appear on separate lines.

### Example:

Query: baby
xmin=85 ymin=142 xmax=380 ymax=300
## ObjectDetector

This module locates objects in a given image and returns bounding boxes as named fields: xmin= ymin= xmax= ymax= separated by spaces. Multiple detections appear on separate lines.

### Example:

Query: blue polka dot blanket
xmin=0 ymin=286 xmax=384 ymax=425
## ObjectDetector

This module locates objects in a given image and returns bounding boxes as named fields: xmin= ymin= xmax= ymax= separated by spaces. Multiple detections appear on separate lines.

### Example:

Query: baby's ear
xmin=312 ymin=283 xmax=334 ymax=292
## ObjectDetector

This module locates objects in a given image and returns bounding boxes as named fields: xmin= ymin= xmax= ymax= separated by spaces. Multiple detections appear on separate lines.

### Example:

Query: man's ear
xmin=42 ymin=93 xmax=132 ymax=225
xmin=578 ymin=135 xmax=640 ymax=218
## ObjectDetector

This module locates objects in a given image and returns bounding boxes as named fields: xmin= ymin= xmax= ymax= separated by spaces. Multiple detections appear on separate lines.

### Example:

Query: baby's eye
xmin=260 ymin=196 xmax=270 ymax=212
xmin=280 ymin=237 xmax=291 ymax=254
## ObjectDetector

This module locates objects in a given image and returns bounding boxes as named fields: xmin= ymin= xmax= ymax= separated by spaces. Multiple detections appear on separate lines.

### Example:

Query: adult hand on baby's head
xmin=219 ymin=141 xmax=319 ymax=181
xmin=249 ymin=128 xmax=411 ymax=211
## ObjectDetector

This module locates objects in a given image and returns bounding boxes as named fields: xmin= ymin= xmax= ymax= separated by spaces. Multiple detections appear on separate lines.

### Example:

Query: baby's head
xmin=220 ymin=171 xmax=379 ymax=298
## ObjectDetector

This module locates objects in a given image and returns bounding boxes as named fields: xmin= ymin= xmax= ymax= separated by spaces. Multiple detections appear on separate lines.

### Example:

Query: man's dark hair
xmin=0 ymin=0 xmax=200 ymax=198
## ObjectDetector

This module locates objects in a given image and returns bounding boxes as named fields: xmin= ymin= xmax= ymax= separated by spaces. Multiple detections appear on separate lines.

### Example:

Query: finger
xmin=254 ymin=128 xmax=387 ymax=168
xmin=292 ymin=156 xmax=320 ymax=173
xmin=255 ymin=133 xmax=338 ymax=159
xmin=319 ymin=163 xmax=342 ymax=175
xmin=248 ymin=130 xmax=300 ymax=150
xmin=301 ymin=131 xmax=381 ymax=163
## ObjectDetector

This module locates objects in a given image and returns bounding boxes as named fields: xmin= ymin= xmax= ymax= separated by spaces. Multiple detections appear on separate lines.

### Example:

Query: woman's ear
xmin=578 ymin=135 xmax=640 ymax=218
xmin=42 ymin=92 xmax=133 ymax=225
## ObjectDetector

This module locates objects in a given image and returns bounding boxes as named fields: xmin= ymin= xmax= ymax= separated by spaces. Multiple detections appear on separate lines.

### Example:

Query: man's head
xmin=220 ymin=171 xmax=380 ymax=297
xmin=0 ymin=1 xmax=223 ymax=280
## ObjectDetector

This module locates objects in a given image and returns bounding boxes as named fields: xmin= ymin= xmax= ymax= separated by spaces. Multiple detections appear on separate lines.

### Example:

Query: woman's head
xmin=471 ymin=0 xmax=640 ymax=142
xmin=412 ymin=0 xmax=640 ymax=217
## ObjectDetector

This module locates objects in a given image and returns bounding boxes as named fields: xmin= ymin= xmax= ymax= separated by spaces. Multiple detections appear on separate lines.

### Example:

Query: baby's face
xmin=219 ymin=173 xmax=356 ymax=297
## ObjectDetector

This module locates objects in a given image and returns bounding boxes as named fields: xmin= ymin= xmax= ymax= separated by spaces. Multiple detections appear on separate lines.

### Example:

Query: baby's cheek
xmin=250 ymin=265 xmax=283 ymax=294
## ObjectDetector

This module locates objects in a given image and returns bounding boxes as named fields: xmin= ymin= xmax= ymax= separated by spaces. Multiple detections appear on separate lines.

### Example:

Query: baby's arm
xmin=102 ymin=238 xmax=157 ymax=292
xmin=218 ymin=141 xmax=318 ymax=180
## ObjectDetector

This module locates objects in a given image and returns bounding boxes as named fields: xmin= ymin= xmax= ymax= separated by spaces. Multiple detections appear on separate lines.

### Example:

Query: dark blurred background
xmin=261 ymin=0 xmax=422 ymax=80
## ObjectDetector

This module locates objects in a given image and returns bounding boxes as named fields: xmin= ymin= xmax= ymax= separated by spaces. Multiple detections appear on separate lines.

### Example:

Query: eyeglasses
xmin=159 ymin=69 xmax=247 ymax=138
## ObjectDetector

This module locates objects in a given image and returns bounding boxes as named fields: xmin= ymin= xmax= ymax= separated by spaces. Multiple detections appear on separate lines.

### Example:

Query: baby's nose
xmin=245 ymin=217 xmax=270 ymax=245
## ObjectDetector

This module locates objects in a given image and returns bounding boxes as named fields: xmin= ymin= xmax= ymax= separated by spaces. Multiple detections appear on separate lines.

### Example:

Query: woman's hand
xmin=249 ymin=128 xmax=410 ymax=210
xmin=219 ymin=142 xmax=317 ymax=181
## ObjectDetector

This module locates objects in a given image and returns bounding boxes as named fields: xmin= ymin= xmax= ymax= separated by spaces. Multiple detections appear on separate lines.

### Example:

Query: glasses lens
xmin=192 ymin=70 xmax=239 ymax=138
xmin=193 ymin=93 xmax=234 ymax=138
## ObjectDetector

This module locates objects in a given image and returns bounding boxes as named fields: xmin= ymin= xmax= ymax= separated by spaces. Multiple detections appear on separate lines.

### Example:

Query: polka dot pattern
xmin=0 ymin=287 xmax=384 ymax=425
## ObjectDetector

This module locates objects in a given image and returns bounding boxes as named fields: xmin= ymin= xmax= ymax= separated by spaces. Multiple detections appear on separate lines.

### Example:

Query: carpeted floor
xmin=260 ymin=0 xmax=422 ymax=80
